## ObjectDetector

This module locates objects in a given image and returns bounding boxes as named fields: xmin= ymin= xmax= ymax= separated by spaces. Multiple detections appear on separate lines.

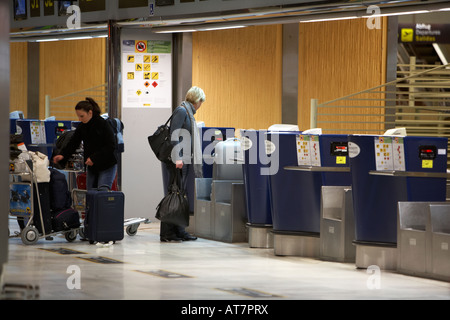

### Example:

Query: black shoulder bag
xmin=147 ymin=114 xmax=174 ymax=163
xmin=147 ymin=106 xmax=188 ymax=163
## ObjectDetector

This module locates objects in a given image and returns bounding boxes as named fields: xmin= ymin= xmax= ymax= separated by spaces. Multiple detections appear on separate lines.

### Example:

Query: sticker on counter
xmin=336 ymin=156 xmax=346 ymax=165
xmin=392 ymin=137 xmax=405 ymax=171
xmin=296 ymin=135 xmax=311 ymax=166
xmin=375 ymin=136 xmax=393 ymax=171
xmin=348 ymin=142 xmax=360 ymax=158
xmin=265 ymin=140 xmax=276 ymax=155
xmin=310 ymin=135 xmax=321 ymax=167
xmin=296 ymin=135 xmax=321 ymax=166
xmin=240 ymin=137 xmax=252 ymax=151
xmin=438 ymin=149 xmax=446 ymax=155
xmin=422 ymin=160 xmax=433 ymax=169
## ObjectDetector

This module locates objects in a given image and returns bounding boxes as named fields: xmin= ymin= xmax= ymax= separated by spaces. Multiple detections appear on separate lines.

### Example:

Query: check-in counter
xmin=349 ymin=135 xmax=448 ymax=270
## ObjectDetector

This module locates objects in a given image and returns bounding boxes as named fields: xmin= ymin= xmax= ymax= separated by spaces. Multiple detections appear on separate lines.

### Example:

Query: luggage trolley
xmin=72 ymin=188 xmax=150 ymax=238
xmin=9 ymin=160 xmax=79 ymax=245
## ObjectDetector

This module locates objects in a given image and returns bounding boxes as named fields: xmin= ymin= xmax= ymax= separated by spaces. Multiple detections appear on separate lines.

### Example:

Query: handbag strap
xmin=168 ymin=106 xmax=189 ymax=127
xmin=164 ymin=113 xmax=174 ymax=126
xmin=168 ymin=165 xmax=183 ymax=189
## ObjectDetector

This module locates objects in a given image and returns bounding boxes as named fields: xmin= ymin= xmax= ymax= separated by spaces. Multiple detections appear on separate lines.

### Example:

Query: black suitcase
xmin=84 ymin=188 xmax=124 ymax=243
xmin=33 ymin=182 xmax=52 ymax=235
xmin=49 ymin=168 xmax=72 ymax=212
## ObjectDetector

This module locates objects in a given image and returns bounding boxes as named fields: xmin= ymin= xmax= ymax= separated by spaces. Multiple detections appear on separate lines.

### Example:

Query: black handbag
xmin=52 ymin=207 xmax=81 ymax=232
xmin=147 ymin=114 xmax=173 ymax=163
xmin=155 ymin=169 xmax=190 ymax=228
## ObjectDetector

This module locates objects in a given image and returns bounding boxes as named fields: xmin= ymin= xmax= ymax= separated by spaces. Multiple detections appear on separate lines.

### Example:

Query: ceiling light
xmin=197 ymin=25 xmax=246 ymax=31
xmin=362 ymin=10 xmax=429 ymax=18
xmin=62 ymin=36 xmax=93 ymax=41
xmin=35 ymin=38 xmax=59 ymax=42
xmin=301 ymin=16 xmax=358 ymax=23
xmin=153 ymin=28 xmax=197 ymax=33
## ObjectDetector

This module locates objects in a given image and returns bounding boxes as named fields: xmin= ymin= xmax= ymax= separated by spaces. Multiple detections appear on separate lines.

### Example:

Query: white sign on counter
xmin=296 ymin=134 xmax=321 ymax=166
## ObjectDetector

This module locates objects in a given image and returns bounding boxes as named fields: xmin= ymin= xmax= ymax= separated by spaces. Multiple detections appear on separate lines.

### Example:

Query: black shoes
xmin=181 ymin=234 xmax=197 ymax=241
xmin=160 ymin=234 xmax=197 ymax=242
xmin=160 ymin=236 xmax=183 ymax=242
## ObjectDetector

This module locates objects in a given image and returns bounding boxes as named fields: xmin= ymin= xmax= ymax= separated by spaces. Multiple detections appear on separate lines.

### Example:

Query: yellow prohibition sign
xmin=151 ymin=72 xmax=159 ymax=80
xmin=135 ymin=64 xmax=143 ymax=71
xmin=127 ymin=55 xmax=135 ymax=63
xmin=144 ymin=72 xmax=151 ymax=80
xmin=127 ymin=72 xmax=135 ymax=80
xmin=144 ymin=64 xmax=151 ymax=71
xmin=143 ymin=55 xmax=151 ymax=63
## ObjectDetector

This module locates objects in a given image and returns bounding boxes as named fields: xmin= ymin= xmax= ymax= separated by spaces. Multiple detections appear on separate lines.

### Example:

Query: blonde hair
xmin=185 ymin=86 xmax=206 ymax=104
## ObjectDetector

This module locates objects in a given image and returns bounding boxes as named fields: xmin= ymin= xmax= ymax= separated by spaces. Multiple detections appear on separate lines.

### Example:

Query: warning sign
xmin=135 ymin=41 xmax=147 ymax=53
xmin=122 ymin=39 xmax=172 ymax=108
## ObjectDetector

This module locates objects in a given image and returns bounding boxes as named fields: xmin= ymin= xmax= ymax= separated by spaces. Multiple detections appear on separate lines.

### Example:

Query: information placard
xmin=296 ymin=135 xmax=321 ymax=166
xmin=374 ymin=136 xmax=393 ymax=171
xmin=122 ymin=39 xmax=172 ymax=108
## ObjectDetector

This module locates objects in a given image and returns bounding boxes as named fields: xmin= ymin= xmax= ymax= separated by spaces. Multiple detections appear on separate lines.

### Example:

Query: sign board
xmin=122 ymin=39 xmax=172 ymax=108
xmin=399 ymin=23 xmax=450 ymax=44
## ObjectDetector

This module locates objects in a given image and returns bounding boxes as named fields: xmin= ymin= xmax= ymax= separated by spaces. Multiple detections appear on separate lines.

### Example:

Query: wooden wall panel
xmin=10 ymin=42 xmax=28 ymax=115
xmin=192 ymin=25 xmax=283 ymax=131
xmin=39 ymin=38 xmax=107 ymax=120
xmin=298 ymin=18 xmax=388 ymax=133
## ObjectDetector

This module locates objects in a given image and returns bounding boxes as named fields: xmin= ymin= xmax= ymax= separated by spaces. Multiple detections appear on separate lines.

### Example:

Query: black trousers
xmin=160 ymin=162 xmax=190 ymax=238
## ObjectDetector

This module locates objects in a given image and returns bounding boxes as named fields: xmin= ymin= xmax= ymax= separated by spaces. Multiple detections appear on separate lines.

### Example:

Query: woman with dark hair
xmin=53 ymin=97 xmax=117 ymax=190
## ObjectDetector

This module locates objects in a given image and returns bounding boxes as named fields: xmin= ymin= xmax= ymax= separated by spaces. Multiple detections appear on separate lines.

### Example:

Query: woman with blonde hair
xmin=160 ymin=86 xmax=206 ymax=242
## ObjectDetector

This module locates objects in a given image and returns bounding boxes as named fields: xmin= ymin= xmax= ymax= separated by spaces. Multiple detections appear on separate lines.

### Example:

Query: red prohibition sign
xmin=136 ymin=41 xmax=147 ymax=52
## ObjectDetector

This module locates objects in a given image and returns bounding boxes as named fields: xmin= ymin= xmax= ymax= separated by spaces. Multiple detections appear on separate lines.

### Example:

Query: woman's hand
xmin=175 ymin=160 xmax=183 ymax=169
xmin=53 ymin=155 xmax=64 ymax=163
xmin=85 ymin=157 xmax=94 ymax=167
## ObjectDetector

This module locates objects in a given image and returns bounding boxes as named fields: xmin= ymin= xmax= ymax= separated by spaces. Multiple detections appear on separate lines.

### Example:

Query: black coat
xmin=61 ymin=115 xmax=117 ymax=172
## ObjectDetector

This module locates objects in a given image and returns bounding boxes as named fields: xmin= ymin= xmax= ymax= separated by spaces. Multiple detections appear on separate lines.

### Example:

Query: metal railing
xmin=311 ymin=59 xmax=450 ymax=166
xmin=45 ymin=84 xmax=108 ymax=121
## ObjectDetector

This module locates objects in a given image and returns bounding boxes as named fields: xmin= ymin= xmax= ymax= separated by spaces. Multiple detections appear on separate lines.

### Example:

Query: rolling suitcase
xmin=33 ymin=182 xmax=52 ymax=235
xmin=84 ymin=187 xmax=125 ymax=243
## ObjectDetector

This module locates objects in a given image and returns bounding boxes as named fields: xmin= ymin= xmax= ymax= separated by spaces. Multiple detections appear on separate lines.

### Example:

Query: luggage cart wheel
xmin=78 ymin=227 xmax=85 ymax=240
xmin=21 ymin=226 xmax=39 ymax=245
xmin=126 ymin=224 xmax=139 ymax=236
xmin=65 ymin=230 xmax=78 ymax=242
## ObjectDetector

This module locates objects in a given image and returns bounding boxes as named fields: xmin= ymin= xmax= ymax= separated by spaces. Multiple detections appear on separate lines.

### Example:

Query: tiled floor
xmin=2 ymin=220 xmax=449 ymax=301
